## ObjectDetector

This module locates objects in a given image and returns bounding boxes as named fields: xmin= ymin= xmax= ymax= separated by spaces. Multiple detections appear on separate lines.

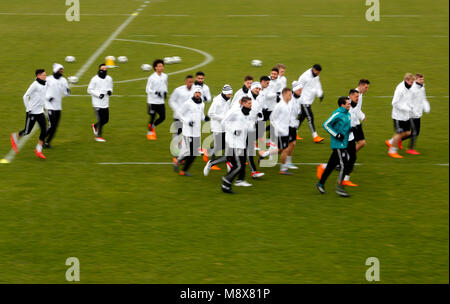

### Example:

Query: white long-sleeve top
xmin=87 ymin=75 xmax=113 ymax=108
xmin=353 ymin=87 xmax=366 ymax=125
xmin=45 ymin=75 xmax=70 ymax=110
xmin=208 ymin=94 xmax=231 ymax=133
xmin=23 ymin=80 xmax=47 ymax=114
xmin=270 ymin=100 xmax=291 ymax=136
xmin=391 ymin=81 xmax=413 ymax=121
xmin=410 ymin=82 xmax=430 ymax=118
xmin=297 ymin=68 xmax=323 ymax=105
xmin=264 ymin=78 xmax=281 ymax=111
xmin=248 ymin=92 xmax=264 ymax=127
xmin=179 ymin=98 xmax=205 ymax=137
xmin=288 ymin=95 xmax=301 ymax=128
xmin=169 ymin=85 xmax=193 ymax=119
xmin=222 ymin=107 xmax=250 ymax=149
xmin=230 ymin=86 xmax=249 ymax=110
xmin=279 ymin=75 xmax=287 ymax=90
xmin=146 ymin=72 xmax=168 ymax=105
xmin=260 ymin=87 xmax=278 ymax=111
xmin=198 ymin=83 xmax=212 ymax=103
xmin=348 ymin=101 xmax=366 ymax=141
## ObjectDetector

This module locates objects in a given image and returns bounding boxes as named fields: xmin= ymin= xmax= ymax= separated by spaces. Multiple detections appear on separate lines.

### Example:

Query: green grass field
xmin=0 ymin=0 xmax=448 ymax=283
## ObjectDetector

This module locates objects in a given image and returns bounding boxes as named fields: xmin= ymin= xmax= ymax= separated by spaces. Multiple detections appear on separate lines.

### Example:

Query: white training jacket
xmin=23 ymin=79 xmax=47 ymax=114
xmin=198 ymin=83 xmax=212 ymax=103
xmin=297 ymin=68 xmax=323 ymax=105
xmin=270 ymin=99 xmax=291 ymax=137
xmin=247 ymin=91 xmax=264 ymax=128
xmin=178 ymin=98 xmax=205 ymax=138
xmin=146 ymin=72 xmax=168 ymax=105
xmin=260 ymin=87 xmax=278 ymax=111
xmin=354 ymin=87 xmax=366 ymax=126
xmin=45 ymin=75 xmax=70 ymax=111
xmin=208 ymin=94 xmax=232 ymax=133
xmin=264 ymin=78 xmax=281 ymax=111
xmin=87 ymin=75 xmax=113 ymax=108
xmin=169 ymin=85 xmax=193 ymax=119
xmin=222 ymin=107 xmax=250 ymax=149
xmin=348 ymin=101 xmax=366 ymax=141
xmin=279 ymin=75 xmax=287 ymax=90
xmin=391 ymin=81 xmax=413 ymax=121
xmin=410 ymin=82 xmax=431 ymax=119
xmin=288 ymin=95 xmax=301 ymax=128
xmin=230 ymin=86 xmax=249 ymax=110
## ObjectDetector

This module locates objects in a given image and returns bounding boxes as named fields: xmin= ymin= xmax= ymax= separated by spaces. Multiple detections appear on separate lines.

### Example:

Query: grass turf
xmin=0 ymin=0 xmax=448 ymax=283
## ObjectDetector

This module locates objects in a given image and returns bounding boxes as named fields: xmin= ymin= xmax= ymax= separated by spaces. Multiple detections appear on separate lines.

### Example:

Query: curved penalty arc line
xmin=72 ymin=38 xmax=214 ymax=87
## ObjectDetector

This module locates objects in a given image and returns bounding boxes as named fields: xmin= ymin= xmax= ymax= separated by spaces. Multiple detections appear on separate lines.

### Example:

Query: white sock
xmin=389 ymin=138 xmax=394 ymax=145
xmin=312 ymin=132 xmax=318 ymax=138
xmin=280 ymin=163 xmax=287 ymax=171
xmin=389 ymin=147 xmax=398 ymax=154
xmin=321 ymin=163 xmax=327 ymax=169
xmin=262 ymin=150 xmax=270 ymax=158
xmin=344 ymin=175 xmax=350 ymax=181
xmin=36 ymin=144 xmax=42 ymax=152
xmin=287 ymin=156 xmax=292 ymax=164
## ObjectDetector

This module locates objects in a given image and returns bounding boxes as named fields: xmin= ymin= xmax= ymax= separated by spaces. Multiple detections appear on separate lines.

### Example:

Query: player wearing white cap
xmin=44 ymin=63 xmax=70 ymax=148
xmin=203 ymin=84 xmax=233 ymax=176
xmin=173 ymin=86 xmax=210 ymax=176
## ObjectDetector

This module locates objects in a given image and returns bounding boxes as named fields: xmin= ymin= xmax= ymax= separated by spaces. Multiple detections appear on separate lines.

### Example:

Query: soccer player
xmin=246 ymin=82 xmax=265 ymax=178
xmin=296 ymin=64 xmax=325 ymax=143
xmin=169 ymin=75 xmax=194 ymax=137
xmin=403 ymin=73 xmax=430 ymax=154
xmin=173 ymin=86 xmax=209 ymax=176
xmin=276 ymin=63 xmax=287 ymax=89
xmin=354 ymin=79 xmax=370 ymax=152
xmin=385 ymin=73 xmax=415 ymax=158
xmin=221 ymin=96 xmax=253 ymax=193
xmin=316 ymin=97 xmax=352 ymax=197
xmin=146 ymin=59 xmax=168 ymax=140
xmin=88 ymin=64 xmax=113 ymax=142
xmin=285 ymin=82 xmax=302 ymax=169
xmin=10 ymin=69 xmax=48 ymax=159
xmin=203 ymin=84 xmax=233 ymax=176
xmin=44 ymin=63 xmax=70 ymax=148
xmin=230 ymin=75 xmax=253 ymax=109
xmin=194 ymin=71 xmax=212 ymax=103
xmin=259 ymin=88 xmax=294 ymax=175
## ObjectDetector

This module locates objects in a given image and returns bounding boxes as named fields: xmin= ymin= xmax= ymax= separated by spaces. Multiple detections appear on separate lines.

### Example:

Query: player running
xmin=194 ymin=71 xmax=212 ymax=103
xmin=354 ymin=79 xmax=370 ymax=152
xmin=230 ymin=75 xmax=253 ymax=109
xmin=146 ymin=59 xmax=168 ymax=140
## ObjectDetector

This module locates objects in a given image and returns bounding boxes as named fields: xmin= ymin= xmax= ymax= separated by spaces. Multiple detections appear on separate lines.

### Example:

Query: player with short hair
xmin=246 ymin=81 xmax=265 ymax=179
xmin=88 ymin=63 xmax=113 ymax=142
xmin=276 ymin=63 xmax=287 ymax=89
xmin=194 ymin=71 xmax=212 ymax=103
xmin=169 ymin=74 xmax=194 ymax=137
xmin=146 ymin=59 xmax=168 ymax=140
xmin=354 ymin=79 xmax=370 ymax=152
xmin=285 ymin=81 xmax=302 ymax=169
xmin=230 ymin=75 xmax=253 ymax=109
xmin=10 ymin=69 xmax=48 ymax=159
xmin=316 ymin=97 xmax=352 ymax=197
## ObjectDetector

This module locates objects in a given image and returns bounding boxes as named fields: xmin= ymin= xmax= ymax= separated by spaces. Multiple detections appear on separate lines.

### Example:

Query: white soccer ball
xmin=68 ymin=76 xmax=79 ymax=84
xmin=251 ymin=59 xmax=262 ymax=67
xmin=164 ymin=57 xmax=174 ymax=64
xmin=117 ymin=56 xmax=128 ymax=63
xmin=141 ymin=64 xmax=152 ymax=71
xmin=172 ymin=56 xmax=182 ymax=64
xmin=65 ymin=56 xmax=76 ymax=63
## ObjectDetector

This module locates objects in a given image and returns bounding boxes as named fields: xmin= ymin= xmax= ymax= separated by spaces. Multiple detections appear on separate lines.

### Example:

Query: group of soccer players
xmin=9 ymin=60 xmax=430 ymax=197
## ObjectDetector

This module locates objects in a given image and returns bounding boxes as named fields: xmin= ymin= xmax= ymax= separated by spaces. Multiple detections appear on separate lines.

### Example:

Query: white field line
xmin=127 ymin=34 xmax=448 ymax=39
xmin=0 ymin=12 xmax=133 ymax=16
xmin=2 ymin=4 xmax=146 ymax=164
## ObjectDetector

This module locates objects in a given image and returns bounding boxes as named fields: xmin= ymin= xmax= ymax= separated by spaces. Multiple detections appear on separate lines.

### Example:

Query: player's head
xmin=240 ymin=96 xmax=252 ymax=109
xmin=282 ymin=87 xmax=292 ymax=102
xmin=35 ymin=69 xmax=46 ymax=80
xmin=338 ymin=96 xmax=350 ymax=110
xmin=251 ymin=81 xmax=262 ymax=95
xmin=98 ymin=64 xmax=108 ymax=78
xmin=244 ymin=75 xmax=253 ymax=89
xmin=358 ymin=79 xmax=370 ymax=93
xmin=222 ymin=84 xmax=233 ymax=100
xmin=193 ymin=85 xmax=203 ymax=99
xmin=312 ymin=64 xmax=322 ymax=77
xmin=153 ymin=59 xmax=165 ymax=73
xmin=195 ymin=71 xmax=205 ymax=84
xmin=404 ymin=73 xmax=415 ymax=86
xmin=415 ymin=73 xmax=424 ymax=85
xmin=292 ymin=81 xmax=302 ymax=96
xmin=276 ymin=64 xmax=286 ymax=76
xmin=184 ymin=75 xmax=194 ymax=89
xmin=53 ymin=63 xmax=64 ymax=76
xmin=348 ymin=89 xmax=360 ymax=103
xmin=260 ymin=76 xmax=270 ymax=89
xmin=270 ymin=67 xmax=279 ymax=80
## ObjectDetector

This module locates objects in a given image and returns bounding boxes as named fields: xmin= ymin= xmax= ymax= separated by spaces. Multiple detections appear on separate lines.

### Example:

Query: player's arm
xmin=323 ymin=112 xmax=340 ymax=139
xmin=63 ymin=78 xmax=71 ymax=96
xmin=422 ymin=87 xmax=431 ymax=113
xmin=23 ymin=82 xmax=35 ymax=109
xmin=87 ymin=77 xmax=101 ymax=98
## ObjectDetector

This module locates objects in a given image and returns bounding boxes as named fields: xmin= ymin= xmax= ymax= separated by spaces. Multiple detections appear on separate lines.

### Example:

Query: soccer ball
xmin=172 ymin=56 xmax=182 ymax=64
xmin=65 ymin=56 xmax=76 ymax=63
xmin=141 ymin=64 xmax=152 ymax=71
xmin=68 ymin=76 xmax=79 ymax=84
xmin=164 ymin=57 xmax=174 ymax=64
xmin=251 ymin=59 xmax=262 ymax=67
xmin=117 ymin=56 xmax=128 ymax=63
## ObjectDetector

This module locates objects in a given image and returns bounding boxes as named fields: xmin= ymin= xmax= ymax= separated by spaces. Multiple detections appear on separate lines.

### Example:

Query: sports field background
xmin=0 ymin=0 xmax=448 ymax=283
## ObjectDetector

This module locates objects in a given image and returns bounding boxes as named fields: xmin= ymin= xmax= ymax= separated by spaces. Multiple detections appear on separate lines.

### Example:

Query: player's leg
xmin=335 ymin=149 xmax=351 ymax=197
xmin=34 ymin=113 xmax=47 ymax=158
xmin=45 ymin=110 xmax=61 ymax=147
xmin=222 ymin=149 xmax=242 ymax=193
xmin=406 ymin=118 xmax=421 ymax=154
xmin=343 ymin=139 xmax=358 ymax=186
xmin=355 ymin=125 xmax=366 ymax=152
xmin=318 ymin=149 xmax=339 ymax=186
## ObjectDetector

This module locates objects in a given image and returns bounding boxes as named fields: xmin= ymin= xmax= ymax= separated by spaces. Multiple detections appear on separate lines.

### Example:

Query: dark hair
xmin=186 ymin=74 xmax=193 ymax=79
xmin=359 ymin=79 xmax=370 ymax=85
xmin=240 ymin=96 xmax=251 ymax=104
xmin=195 ymin=71 xmax=205 ymax=77
xmin=153 ymin=59 xmax=164 ymax=69
xmin=98 ymin=63 xmax=106 ymax=69
xmin=260 ymin=75 xmax=270 ymax=82
xmin=271 ymin=67 xmax=279 ymax=73
xmin=415 ymin=73 xmax=424 ymax=79
xmin=312 ymin=64 xmax=322 ymax=71
xmin=338 ymin=96 xmax=349 ymax=106
xmin=349 ymin=89 xmax=359 ymax=95
xmin=244 ymin=75 xmax=253 ymax=81
xmin=282 ymin=87 xmax=292 ymax=95
xmin=35 ymin=69 xmax=45 ymax=76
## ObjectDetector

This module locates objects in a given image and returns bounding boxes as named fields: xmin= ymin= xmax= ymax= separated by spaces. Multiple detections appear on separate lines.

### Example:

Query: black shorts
xmin=278 ymin=135 xmax=289 ymax=150
xmin=288 ymin=127 xmax=297 ymax=143
xmin=353 ymin=124 xmax=365 ymax=141
xmin=393 ymin=119 xmax=411 ymax=133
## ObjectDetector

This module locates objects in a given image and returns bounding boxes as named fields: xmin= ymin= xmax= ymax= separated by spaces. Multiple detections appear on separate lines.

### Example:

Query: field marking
xmin=72 ymin=38 xmax=214 ymax=87
xmin=1 ymin=3 xmax=147 ymax=164
xmin=383 ymin=15 xmax=423 ymax=18
xmin=127 ymin=34 xmax=448 ymax=39
xmin=0 ymin=12 xmax=134 ymax=16
xmin=227 ymin=14 xmax=271 ymax=17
